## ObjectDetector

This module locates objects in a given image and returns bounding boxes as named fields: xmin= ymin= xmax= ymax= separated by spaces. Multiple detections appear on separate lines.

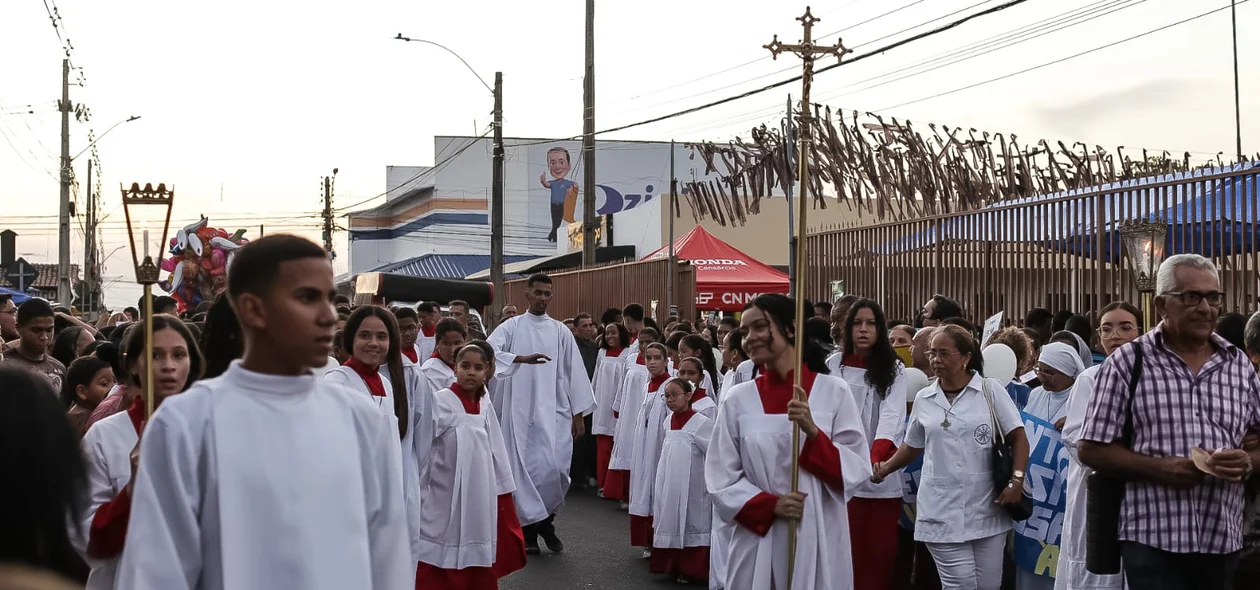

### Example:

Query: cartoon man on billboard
xmin=539 ymin=146 xmax=579 ymax=242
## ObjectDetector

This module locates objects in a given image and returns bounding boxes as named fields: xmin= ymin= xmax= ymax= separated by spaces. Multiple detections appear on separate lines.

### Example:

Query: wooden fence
xmin=503 ymin=258 xmax=696 ymax=322
xmin=805 ymin=165 xmax=1260 ymax=324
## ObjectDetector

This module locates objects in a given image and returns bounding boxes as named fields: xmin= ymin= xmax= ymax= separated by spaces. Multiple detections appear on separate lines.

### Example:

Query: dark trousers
xmin=569 ymin=415 xmax=596 ymax=488
xmin=548 ymin=202 xmax=564 ymax=240
xmin=1121 ymin=541 xmax=1239 ymax=590
xmin=522 ymin=514 xmax=556 ymax=546
xmin=1236 ymin=546 xmax=1260 ymax=590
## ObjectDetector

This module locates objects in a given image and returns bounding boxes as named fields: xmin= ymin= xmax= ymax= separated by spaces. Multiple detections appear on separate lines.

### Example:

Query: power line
xmin=513 ymin=0 xmax=1035 ymax=148
xmin=335 ymin=128 xmax=493 ymax=213
xmin=875 ymin=1 xmax=1249 ymax=112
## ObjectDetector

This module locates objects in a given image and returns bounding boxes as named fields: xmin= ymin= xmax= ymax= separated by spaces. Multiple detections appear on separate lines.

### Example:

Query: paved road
xmin=499 ymin=486 xmax=685 ymax=589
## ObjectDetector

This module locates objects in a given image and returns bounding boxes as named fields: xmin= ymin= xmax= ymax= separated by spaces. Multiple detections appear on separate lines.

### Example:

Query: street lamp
xmin=120 ymin=182 xmax=175 ymax=420
xmin=1118 ymin=218 xmax=1168 ymax=330
xmin=73 ymin=116 xmax=141 ymax=162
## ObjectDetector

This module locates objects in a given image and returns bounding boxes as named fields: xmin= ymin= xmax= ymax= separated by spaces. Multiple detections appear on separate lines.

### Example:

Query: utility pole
xmin=490 ymin=71 xmax=505 ymax=327
xmin=1231 ymin=0 xmax=1243 ymax=163
xmin=83 ymin=159 xmax=97 ymax=317
xmin=58 ymin=58 xmax=73 ymax=306
xmin=667 ymin=140 xmax=676 ymax=315
xmin=580 ymin=0 xmax=597 ymax=266
xmin=322 ymin=169 xmax=338 ymax=259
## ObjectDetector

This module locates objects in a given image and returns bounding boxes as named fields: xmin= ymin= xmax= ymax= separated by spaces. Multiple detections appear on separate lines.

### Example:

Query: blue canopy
xmin=0 ymin=286 xmax=31 ymax=305
xmin=873 ymin=162 xmax=1260 ymax=263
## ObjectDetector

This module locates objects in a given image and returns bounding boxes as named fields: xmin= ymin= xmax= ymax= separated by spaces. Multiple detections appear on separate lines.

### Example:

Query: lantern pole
xmin=1118 ymin=218 xmax=1168 ymax=331
xmin=121 ymin=183 xmax=176 ymax=420
xmin=764 ymin=7 xmax=850 ymax=587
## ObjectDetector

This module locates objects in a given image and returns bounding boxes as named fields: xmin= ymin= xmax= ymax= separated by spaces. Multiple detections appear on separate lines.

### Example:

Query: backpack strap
xmin=1120 ymin=342 xmax=1143 ymax=448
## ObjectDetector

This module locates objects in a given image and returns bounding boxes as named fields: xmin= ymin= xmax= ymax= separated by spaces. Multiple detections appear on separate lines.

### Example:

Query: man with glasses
xmin=1080 ymin=254 xmax=1260 ymax=589
xmin=0 ymin=294 xmax=17 ymax=344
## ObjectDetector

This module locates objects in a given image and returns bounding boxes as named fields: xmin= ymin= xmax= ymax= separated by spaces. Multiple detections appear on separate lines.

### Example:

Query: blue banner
xmin=898 ymin=450 xmax=924 ymax=531
xmin=1011 ymin=412 xmax=1070 ymax=578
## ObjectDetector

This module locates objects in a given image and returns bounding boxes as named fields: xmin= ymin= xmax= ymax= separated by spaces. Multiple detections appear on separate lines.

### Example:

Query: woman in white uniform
xmin=1055 ymin=302 xmax=1140 ymax=590
xmin=705 ymin=293 xmax=871 ymax=590
xmin=76 ymin=316 xmax=203 ymax=590
xmin=872 ymin=324 xmax=1030 ymax=590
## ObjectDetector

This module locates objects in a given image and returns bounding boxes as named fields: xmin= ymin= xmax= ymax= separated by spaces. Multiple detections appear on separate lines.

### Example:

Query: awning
xmin=643 ymin=227 xmax=788 ymax=311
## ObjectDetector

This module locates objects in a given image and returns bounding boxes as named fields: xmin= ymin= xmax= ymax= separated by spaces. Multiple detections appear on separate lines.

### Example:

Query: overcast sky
xmin=1 ymin=0 xmax=1255 ymax=308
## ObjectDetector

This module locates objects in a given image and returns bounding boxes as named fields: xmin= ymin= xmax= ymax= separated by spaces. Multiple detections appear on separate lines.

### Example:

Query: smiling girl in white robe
xmin=592 ymin=323 xmax=632 ymax=494
xmin=651 ymin=377 xmax=714 ymax=584
xmin=415 ymin=343 xmax=526 ymax=589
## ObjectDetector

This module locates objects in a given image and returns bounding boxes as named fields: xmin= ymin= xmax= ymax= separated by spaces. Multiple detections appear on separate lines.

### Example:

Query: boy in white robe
xmin=116 ymin=235 xmax=412 ymax=590
xmin=651 ymin=377 xmax=714 ymax=584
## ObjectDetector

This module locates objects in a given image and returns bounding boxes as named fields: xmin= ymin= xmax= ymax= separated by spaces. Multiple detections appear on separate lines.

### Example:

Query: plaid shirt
xmin=1081 ymin=324 xmax=1260 ymax=554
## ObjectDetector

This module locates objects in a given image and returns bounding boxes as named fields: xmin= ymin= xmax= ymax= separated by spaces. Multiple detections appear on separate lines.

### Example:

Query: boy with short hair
xmin=117 ymin=234 xmax=412 ymax=589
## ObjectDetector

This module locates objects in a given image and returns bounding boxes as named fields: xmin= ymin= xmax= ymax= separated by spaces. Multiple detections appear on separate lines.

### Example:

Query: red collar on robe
xmin=606 ymin=346 xmax=624 ymax=358
xmin=449 ymin=382 xmax=482 ymax=414
xmin=421 ymin=325 xmax=436 ymax=338
xmin=690 ymin=388 xmax=707 ymax=404
xmin=401 ymin=346 xmax=418 ymax=364
xmin=842 ymin=353 xmax=869 ymax=369
xmin=647 ymin=371 xmax=670 ymax=392
xmin=346 ymin=357 xmax=387 ymax=397
xmin=670 ymin=408 xmax=696 ymax=430
xmin=126 ymin=394 xmax=144 ymax=435
xmin=430 ymin=349 xmax=455 ymax=370
xmin=754 ymin=365 xmax=818 ymax=414
xmin=635 ymin=351 xmax=646 ymax=366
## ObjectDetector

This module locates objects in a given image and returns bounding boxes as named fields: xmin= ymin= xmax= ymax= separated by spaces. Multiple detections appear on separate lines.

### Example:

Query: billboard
xmin=433 ymin=137 xmax=721 ymax=257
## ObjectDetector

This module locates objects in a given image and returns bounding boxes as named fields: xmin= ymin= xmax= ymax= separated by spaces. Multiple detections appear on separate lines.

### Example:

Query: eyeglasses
xmin=925 ymin=349 xmax=960 ymax=359
xmin=661 ymin=391 xmax=690 ymax=401
xmin=1163 ymin=291 xmax=1225 ymax=307
xmin=1097 ymin=324 xmax=1138 ymax=337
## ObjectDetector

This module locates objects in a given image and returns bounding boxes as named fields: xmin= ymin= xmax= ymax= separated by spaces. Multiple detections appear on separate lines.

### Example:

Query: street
xmin=499 ymin=487 xmax=681 ymax=589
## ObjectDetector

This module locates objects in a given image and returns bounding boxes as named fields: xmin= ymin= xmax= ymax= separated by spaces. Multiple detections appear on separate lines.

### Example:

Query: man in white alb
xmin=488 ymin=273 xmax=595 ymax=555
xmin=116 ymin=234 xmax=412 ymax=589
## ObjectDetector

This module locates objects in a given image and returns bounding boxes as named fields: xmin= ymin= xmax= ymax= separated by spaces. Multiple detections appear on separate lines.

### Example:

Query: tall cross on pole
xmin=764 ymin=7 xmax=850 ymax=588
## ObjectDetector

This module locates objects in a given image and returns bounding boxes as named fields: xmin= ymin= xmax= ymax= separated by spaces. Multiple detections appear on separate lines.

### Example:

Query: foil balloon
xmin=158 ymin=216 xmax=249 ymax=312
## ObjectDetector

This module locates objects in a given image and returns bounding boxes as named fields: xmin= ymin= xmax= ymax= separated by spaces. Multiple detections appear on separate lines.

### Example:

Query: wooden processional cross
xmin=764 ymin=7 xmax=850 ymax=588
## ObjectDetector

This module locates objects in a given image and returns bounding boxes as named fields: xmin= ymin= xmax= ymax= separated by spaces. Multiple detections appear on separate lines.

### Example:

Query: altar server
xmin=592 ymin=322 xmax=633 ymax=492
xmin=650 ymin=377 xmax=714 ymax=584
xmin=629 ymin=343 xmax=674 ymax=556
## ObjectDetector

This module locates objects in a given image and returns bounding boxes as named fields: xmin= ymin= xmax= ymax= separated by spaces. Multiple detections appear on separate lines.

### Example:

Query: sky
xmin=1 ymin=0 xmax=1255 ymax=309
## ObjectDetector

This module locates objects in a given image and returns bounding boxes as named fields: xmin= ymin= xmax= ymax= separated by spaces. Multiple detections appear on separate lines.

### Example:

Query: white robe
xmin=592 ymin=348 xmax=631 ymax=437
xmin=653 ymin=412 xmax=714 ymax=549
xmin=116 ymin=361 xmax=412 ymax=590
xmin=705 ymin=375 xmax=871 ymax=590
xmin=76 ymin=411 xmax=138 ymax=590
xmin=722 ymin=360 xmax=756 ymax=398
xmin=415 ymin=335 xmax=435 ymax=364
xmin=323 ymin=365 xmax=397 ymax=421
xmin=833 ymin=361 xmax=908 ymax=499
xmin=629 ymin=377 xmax=672 ymax=519
xmin=1055 ymin=366 xmax=1124 ymax=590
xmin=417 ymin=388 xmax=516 ymax=569
xmin=609 ymin=362 xmax=649 ymax=471
xmin=387 ymin=355 xmax=434 ymax=565
xmin=487 ymin=312 xmax=596 ymax=525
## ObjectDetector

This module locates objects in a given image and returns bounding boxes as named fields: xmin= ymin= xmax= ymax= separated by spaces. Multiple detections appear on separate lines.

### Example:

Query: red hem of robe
xmin=415 ymin=562 xmax=496 ymax=590
xmin=629 ymin=514 xmax=654 ymax=547
xmin=848 ymin=497 xmax=901 ymax=590
xmin=86 ymin=486 xmax=131 ymax=559
xmin=649 ymin=546 xmax=710 ymax=580
xmin=870 ymin=438 xmax=897 ymax=463
xmin=734 ymin=491 xmax=778 ymax=537
xmin=493 ymin=493 xmax=526 ymax=578
xmin=603 ymin=469 xmax=630 ymax=501
xmin=595 ymin=435 xmax=614 ymax=490
xmin=799 ymin=433 xmax=845 ymax=493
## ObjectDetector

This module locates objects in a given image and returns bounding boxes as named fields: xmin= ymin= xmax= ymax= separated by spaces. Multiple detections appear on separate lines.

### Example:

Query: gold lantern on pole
xmin=1118 ymin=218 xmax=1168 ymax=331
xmin=120 ymin=182 xmax=175 ymax=420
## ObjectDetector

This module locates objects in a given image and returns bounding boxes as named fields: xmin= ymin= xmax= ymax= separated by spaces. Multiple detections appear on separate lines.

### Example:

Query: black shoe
xmin=540 ymin=529 xmax=564 ymax=553
xmin=525 ymin=542 xmax=541 ymax=556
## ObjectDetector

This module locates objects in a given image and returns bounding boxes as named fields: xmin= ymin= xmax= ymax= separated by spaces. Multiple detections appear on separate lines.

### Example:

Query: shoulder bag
xmin=981 ymin=377 xmax=1034 ymax=521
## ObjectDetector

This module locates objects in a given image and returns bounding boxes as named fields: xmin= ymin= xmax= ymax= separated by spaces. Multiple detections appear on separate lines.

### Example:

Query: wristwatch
xmin=1012 ymin=469 xmax=1025 ymax=480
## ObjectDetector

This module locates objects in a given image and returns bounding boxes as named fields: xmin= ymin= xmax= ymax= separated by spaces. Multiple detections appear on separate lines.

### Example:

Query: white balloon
xmin=982 ymin=344 xmax=1018 ymax=385
xmin=903 ymin=367 xmax=931 ymax=399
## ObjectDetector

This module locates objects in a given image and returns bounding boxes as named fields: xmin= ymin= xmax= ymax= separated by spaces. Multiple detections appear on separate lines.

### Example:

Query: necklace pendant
xmin=941 ymin=417 xmax=951 ymax=429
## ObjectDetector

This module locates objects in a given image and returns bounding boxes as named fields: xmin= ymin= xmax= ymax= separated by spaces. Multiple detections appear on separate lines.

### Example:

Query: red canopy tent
xmin=643 ymin=226 xmax=789 ymax=312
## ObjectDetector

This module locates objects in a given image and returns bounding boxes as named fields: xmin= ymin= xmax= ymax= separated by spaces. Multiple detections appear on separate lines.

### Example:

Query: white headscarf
xmin=1051 ymin=330 xmax=1095 ymax=369
xmin=1038 ymin=342 xmax=1085 ymax=378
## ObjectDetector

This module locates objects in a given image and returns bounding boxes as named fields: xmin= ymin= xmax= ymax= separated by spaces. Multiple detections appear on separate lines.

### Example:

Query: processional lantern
xmin=1118 ymin=218 xmax=1168 ymax=329
xmin=120 ymin=182 xmax=176 ymax=419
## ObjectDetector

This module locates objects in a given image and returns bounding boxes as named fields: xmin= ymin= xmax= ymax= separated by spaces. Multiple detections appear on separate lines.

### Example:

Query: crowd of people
xmin=1 ymin=239 xmax=1259 ymax=590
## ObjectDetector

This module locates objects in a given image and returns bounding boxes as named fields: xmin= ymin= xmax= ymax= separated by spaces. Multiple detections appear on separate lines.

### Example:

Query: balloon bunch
xmin=158 ymin=217 xmax=248 ymax=311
